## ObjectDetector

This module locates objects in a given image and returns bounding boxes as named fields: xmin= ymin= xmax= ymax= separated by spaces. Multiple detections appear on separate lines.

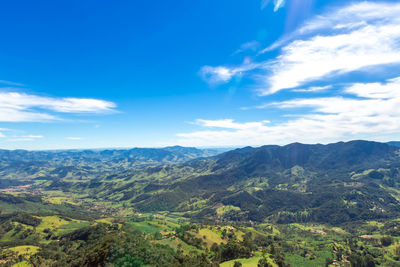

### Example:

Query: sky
xmin=1 ymin=0 xmax=400 ymax=150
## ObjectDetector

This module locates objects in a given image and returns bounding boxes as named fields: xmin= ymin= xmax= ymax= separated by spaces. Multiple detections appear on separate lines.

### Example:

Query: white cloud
xmin=0 ymin=108 xmax=57 ymax=122
xmin=178 ymin=2 xmax=400 ymax=147
xmin=264 ymin=22 xmax=400 ymax=94
xmin=345 ymin=77 xmax=400 ymax=99
xmin=0 ymin=80 xmax=24 ymax=86
xmin=233 ymin=41 xmax=260 ymax=55
xmin=4 ymin=134 xmax=43 ymax=142
xmin=261 ymin=0 xmax=286 ymax=12
xmin=66 ymin=137 xmax=82 ymax=140
xmin=273 ymin=0 xmax=285 ymax=12
xmin=202 ymin=2 xmax=400 ymax=94
xmin=0 ymin=92 xmax=116 ymax=113
xmin=0 ymin=91 xmax=117 ymax=122
xmin=24 ymin=135 xmax=43 ymax=139
xmin=193 ymin=119 xmax=271 ymax=131
xmin=175 ymin=76 xmax=400 ymax=146
xmin=298 ymin=2 xmax=400 ymax=35
xmin=0 ymin=128 xmax=13 ymax=138
xmin=292 ymin=85 xmax=332 ymax=93
xmin=200 ymin=66 xmax=237 ymax=84
xmin=200 ymin=64 xmax=259 ymax=85
xmin=7 ymin=138 xmax=36 ymax=142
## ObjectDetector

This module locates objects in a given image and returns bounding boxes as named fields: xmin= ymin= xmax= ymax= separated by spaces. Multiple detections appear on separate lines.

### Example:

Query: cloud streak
xmin=199 ymin=63 xmax=259 ymax=85
xmin=179 ymin=2 xmax=400 ymax=146
xmin=265 ymin=21 xmax=400 ymax=94
xmin=0 ymin=80 xmax=24 ymax=86
xmin=261 ymin=0 xmax=286 ymax=12
xmin=7 ymin=135 xmax=44 ymax=142
xmin=175 ymin=76 xmax=400 ymax=146
xmin=202 ymin=2 xmax=400 ymax=95
xmin=0 ymin=91 xmax=117 ymax=122
xmin=233 ymin=41 xmax=260 ymax=55
xmin=66 ymin=137 xmax=83 ymax=140
xmin=292 ymin=85 xmax=332 ymax=93
xmin=177 ymin=74 xmax=400 ymax=146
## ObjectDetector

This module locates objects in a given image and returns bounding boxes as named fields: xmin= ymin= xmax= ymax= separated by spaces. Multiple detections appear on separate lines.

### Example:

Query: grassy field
xmin=195 ymin=227 xmax=226 ymax=248
xmin=57 ymin=220 xmax=92 ymax=234
xmin=286 ymin=250 xmax=334 ymax=267
xmin=155 ymin=237 xmax=203 ymax=254
xmin=95 ymin=218 xmax=115 ymax=224
xmin=7 ymin=245 xmax=39 ymax=256
xmin=366 ymin=220 xmax=385 ymax=228
xmin=34 ymin=215 xmax=90 ymax=237
xmin=127 ymin=221 xmax=162 ymax=234
xmin=220 ymin=255 xmax=277 ymax=267
xmin=1 ymin=191 xmax=400 ymax=266
xmin=36 ymin=216 xmax=74 ymax=232
xmin=11 ymin=261 xmax=32 ymax=267
xmin=42 ymin=196 xmax=78 ymax=205
xmin=216 ymin=205 xmax=241 ymax=216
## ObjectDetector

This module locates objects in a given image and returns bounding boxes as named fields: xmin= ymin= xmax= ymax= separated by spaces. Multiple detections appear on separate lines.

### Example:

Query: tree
xmin=258 ymin=257 xmax=272 ymax=267
xmin=234 ymin=261 xmax=242 ymax=267
xmin=380 ymin=236 xmax=393 ymax=247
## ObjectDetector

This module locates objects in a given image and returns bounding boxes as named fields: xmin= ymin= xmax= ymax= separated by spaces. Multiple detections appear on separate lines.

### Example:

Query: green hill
xmin=124 ymin=141 xmax=400 ymax=224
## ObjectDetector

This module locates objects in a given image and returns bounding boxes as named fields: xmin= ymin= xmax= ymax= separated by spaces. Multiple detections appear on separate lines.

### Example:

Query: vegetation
xmin=1 ymin=141 xmax=400 ymax=266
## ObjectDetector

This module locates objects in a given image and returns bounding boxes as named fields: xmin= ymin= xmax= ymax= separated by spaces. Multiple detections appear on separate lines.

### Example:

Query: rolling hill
xmin=3 ymin=140 xmax=400 ymax=266
xmin=122 ymin=141 xmax=400 ymax=224
xmin=2 ymin=140 xmax=400 ymax=226
xmin=0 ymin=146 xmax=221 ymax=188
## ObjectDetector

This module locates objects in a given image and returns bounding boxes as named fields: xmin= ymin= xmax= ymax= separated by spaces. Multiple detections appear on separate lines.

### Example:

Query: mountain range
xmin=2 ymin=140 xmax=400 ymax=226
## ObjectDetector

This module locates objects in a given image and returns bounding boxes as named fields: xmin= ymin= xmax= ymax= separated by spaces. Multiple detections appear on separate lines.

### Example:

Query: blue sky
xmin=1 ymin=0 xmax=400 ymax=149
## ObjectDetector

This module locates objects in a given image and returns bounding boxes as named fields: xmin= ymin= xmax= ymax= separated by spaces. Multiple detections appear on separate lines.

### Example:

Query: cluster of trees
xmin=174 ymin=225 xmax=291 ymax=266
xmin=0 ymin=212 xmax=42 ymax=227
xmin=175 ymin=225 xmax=205 ymax=249
xmin=210 ymin=240 xmax=251 ymax=263
xmin=10 ymin=223 xmax=219 ymax=266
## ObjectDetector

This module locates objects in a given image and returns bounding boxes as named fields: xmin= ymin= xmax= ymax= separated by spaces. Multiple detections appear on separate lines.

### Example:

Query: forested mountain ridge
xmin=3 ymin=140 xmax=400 ymax=226
xmin=3 ymin=141 xmax=400 ymax=266
xmin=0 ymin=146 xmax=221 ymax=188
xmin=0 ymin=146 xmax=219 ymax=165
xmin=123 ymin=141 xmax=400 ymax=224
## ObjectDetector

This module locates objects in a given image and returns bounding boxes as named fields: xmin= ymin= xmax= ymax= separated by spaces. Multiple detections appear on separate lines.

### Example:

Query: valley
xmin=1 ymin=141 xmax=400 ymax=266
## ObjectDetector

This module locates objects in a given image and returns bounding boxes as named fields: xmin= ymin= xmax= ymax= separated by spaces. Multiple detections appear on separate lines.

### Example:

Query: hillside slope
xmin=124 ymin=141 xmax=400 ymax=224
xmin=3 ymin=141 xmax=400 ymax=226
xmin=0 ymin=146 xmax=220 ymax=187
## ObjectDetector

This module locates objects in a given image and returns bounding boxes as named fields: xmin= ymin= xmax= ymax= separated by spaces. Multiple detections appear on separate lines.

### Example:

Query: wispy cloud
xmin=200 ymin=63 xmax=259 ymax=85
xmin=345 ymin=77 xmax=400 ymax=99
xmin=0 ymin=109 xmax=57 ymax=122
xmin=23 ymin=135 xmax=43 ymax=139
xmin=200 ymin=66 xmax=238 ymax=84
xmin=8 ymin=138 xmax=36 ymax=142
xmin=264 ymin=22 xmax=400 ymax=94
xmin=0 ymin=80 xmax=24 ymax=86
xmin=0 ymin=91 xmax=117 ymax=122
xmin=175 ymin=76 xmax=400 ymax=146
xmin=261 ymin=0 xmax=286 ymax=12
xmin=180 ymin=1 xmax=400 ymax=146
xmin=66 ymin=137 xmax=82 ymax=140
xmin=273 ymin=0 xmax=285 ymax=12
xmin=233 ymin=41 xmax=260 ymax=55
xmin=202 ymin=2 xmax=400 ymax=94
xmin=0 ymin=128 xmax=13 ymax=138
xmin=292 ymin=85 xmax=332 ymax=93
xmin=7 ymin=135 xmax=43 ymax=142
